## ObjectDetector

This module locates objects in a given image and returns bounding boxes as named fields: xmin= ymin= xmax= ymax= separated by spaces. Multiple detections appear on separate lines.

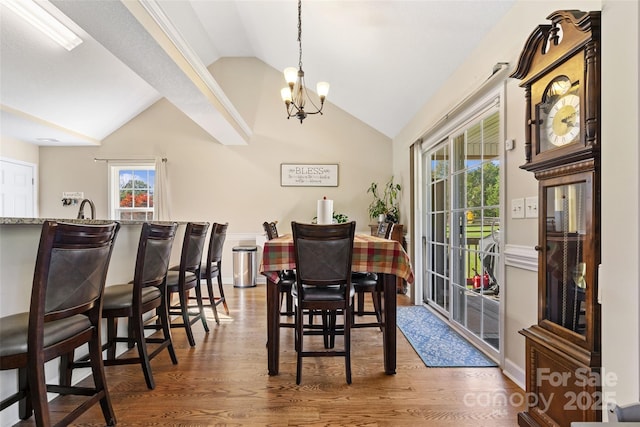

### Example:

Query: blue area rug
xmin=397 ymin=305 xmax=497 ymax=367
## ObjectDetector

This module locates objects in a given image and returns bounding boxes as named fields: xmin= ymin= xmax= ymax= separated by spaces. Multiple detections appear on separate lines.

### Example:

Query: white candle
xmin=317 ymin=197 xmax=333 ymax=224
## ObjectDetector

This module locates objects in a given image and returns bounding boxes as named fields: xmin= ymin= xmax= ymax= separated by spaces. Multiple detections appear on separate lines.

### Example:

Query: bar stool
xmin=0 ymin=221 xmax=120 ymax=426
xmin=166 ymin=222 xmax=210 ymax=346
xmin=263 ymin=221 xmax=296 ymax=327
xmin=197 ymin=222 xmax=229 ymax=323
xmin=61 ymin=222 xmax=178 ymax=390
xmin=351 ymin=222 xmax=394 ymax=330
xmin=291 ymin=221 xmax=356 ymax=385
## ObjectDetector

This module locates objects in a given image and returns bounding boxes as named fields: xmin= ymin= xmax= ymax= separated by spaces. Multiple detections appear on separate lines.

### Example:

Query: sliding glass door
xmin=422 ymin=107 xmax=502 ymax=353
xmin=423 ymin=144 xmax=450 ymax=313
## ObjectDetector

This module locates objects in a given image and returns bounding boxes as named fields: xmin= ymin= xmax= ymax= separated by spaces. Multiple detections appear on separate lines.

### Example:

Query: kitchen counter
xmin=0 ymin=217 xmax=186 ymax=225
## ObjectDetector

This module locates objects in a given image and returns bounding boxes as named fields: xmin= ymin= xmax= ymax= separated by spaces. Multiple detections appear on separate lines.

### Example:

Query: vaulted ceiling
xmin=0 ymin=0 xmax=515 ymax=146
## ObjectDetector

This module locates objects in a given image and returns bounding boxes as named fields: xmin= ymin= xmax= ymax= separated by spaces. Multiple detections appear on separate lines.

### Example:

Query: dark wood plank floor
xmin=15 ymin=285 xmax=524 ymax=426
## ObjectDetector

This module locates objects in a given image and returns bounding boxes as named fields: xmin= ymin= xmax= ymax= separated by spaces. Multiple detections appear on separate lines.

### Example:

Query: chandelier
xmin=280 ymin=0 xmax=329 ymax=123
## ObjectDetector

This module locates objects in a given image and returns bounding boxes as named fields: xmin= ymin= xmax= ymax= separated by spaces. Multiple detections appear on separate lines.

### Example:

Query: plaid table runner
xmin=259 ymin=233 xmax=414 ymax=284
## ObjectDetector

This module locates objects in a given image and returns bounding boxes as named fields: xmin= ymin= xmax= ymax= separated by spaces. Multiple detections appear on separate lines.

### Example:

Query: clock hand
xmin=561 ymin=115 xmax=578 ymax=128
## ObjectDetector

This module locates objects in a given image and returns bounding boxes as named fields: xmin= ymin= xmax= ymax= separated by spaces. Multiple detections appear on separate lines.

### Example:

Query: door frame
xmin=0 ymin=157 xmax=38 ymax=218
xmin=411 ymin=84 xmax=507 ymax=363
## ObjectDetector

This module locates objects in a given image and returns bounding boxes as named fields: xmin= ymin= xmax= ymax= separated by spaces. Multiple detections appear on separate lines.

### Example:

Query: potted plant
xmin=312 ymin=212 xmax=349 ymax=224
xmin=367 ymin=177 xmax=401 ymax=223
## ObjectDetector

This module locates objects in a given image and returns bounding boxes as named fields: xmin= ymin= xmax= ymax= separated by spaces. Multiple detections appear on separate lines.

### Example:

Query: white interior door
xmin=0 ymin=159 xmax=36 ymax=217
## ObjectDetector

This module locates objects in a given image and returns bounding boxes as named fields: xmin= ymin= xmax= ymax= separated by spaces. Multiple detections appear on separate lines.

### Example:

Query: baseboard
xmin=223 ymin=276 xmax=266 ymax=285
xmin=503 ymin=357 xmax=526 ymax=390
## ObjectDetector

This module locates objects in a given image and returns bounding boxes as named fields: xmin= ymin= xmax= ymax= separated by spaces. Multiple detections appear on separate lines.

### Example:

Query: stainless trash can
xmin=232 ymin=246 xmax=257 ymax=288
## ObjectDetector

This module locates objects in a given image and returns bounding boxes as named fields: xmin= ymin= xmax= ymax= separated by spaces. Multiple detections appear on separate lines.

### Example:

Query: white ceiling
xmin=0 ymin=0 xmax=515 ymax=146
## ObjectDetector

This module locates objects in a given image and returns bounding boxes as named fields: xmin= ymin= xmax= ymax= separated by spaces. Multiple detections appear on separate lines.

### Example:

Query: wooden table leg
xmin=267 ymin=278 xmax=280 ymax=375
xmin=382 ymin=273 xmax=397 ymax=374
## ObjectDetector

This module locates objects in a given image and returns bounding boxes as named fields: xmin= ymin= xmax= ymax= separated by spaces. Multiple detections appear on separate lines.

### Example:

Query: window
xmin=109 ymin=164 xmax=155 ymax=221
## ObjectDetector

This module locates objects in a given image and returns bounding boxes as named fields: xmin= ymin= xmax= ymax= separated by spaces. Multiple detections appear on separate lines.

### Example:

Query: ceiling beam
xmin=52 ymin=0 xmax=252 ymax=146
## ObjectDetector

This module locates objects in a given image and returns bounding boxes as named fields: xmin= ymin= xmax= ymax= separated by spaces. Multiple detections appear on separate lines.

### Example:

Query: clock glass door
xmin=543 ymin=179 xmax=589 ymax=336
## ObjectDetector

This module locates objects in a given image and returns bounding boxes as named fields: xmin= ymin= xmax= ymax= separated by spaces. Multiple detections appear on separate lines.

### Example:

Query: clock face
xmin=545 ymin=93 xmax=581 ymax=146
xmin=537 ymin=76 xmax=582 ymax=153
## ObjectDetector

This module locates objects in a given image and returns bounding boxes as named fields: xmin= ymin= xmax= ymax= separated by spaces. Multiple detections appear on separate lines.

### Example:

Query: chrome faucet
xmin=77 ymin=199 xmax=96 ymax=219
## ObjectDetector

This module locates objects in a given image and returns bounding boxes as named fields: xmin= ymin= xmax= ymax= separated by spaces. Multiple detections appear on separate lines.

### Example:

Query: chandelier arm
xmin=289 ymin=100 xmax=303 ymax=111
xmin=304 ymin=95 xmax=324 ymax=113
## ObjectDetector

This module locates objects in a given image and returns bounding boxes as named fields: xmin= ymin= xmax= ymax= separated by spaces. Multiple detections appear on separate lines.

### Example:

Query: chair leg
xmin=127 ymin=318 xmax=135 ymax=349
xmin=59 ymin=350 xmax=74 ymax=387
xmin=344 ymin=306 xmax=352 ymax=385
xmin=206 ymin=275 xmax=220 ymax=324
xmin=194 ymin=279 xmax=210 ymax=333
xmin=330 ymin=311 xmax=339 ymax=349
xmin=106 ymin=317 xmax=118 ymax=360
xmin=321 ymin=311 xmax=330 ymax=349
xmin=159 ymin=294 xmax=179 ymax=365
xmin=217 ymin=272 xmax=229 ymax=315
xmin=285 ymin=293 xmax=293 ymax=316
xmin=28 ymin=349 xmax=51 ymax=427
xmin=356 ymin=291 xmax=365 ymax=315
xmin=295 ymin=304 xmax=303 ymax=385
xmin=322 ymin=311 xmax=338 ymax=349
xmin=17 ymin=367 xmax=32 ymax=420
xmin=132 ymin=310 xmax=155 ymax=390
xmin=177 ymin=288 xmax=196 ymax=347
xmin=88 ymin=327 xmax=117 ymax=426
xmin=372 ymin=290 xmax=383 ymax=331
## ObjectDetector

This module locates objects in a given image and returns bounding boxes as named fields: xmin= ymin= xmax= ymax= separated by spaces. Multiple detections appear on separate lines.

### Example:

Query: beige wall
xmin=0 ymin=136 xmax=39 ymax=164
xmin=38 ymin=58 xmax=392 ymax=234
xmin=600 ymin=0 xmax=640 ymax=409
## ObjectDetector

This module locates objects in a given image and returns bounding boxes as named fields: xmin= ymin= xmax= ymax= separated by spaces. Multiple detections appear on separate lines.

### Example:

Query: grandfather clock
xmin=510 ymin=10 xmax=601 ymax=426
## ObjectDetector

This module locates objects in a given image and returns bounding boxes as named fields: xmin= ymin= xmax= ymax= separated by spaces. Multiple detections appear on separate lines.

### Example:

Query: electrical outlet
xmin=525 ymin=196 xmax=538 ymax=218
xmin=511 ymin=198 xmax=525 ymax=219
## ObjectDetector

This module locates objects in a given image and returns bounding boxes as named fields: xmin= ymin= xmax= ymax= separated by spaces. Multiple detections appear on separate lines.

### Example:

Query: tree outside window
xmin=111 ymin=166 xmax=155 ymax=220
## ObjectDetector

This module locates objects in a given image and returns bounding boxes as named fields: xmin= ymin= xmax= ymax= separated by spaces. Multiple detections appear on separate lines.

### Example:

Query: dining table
xmin=259 ymin=232 xmax=414 ymax=376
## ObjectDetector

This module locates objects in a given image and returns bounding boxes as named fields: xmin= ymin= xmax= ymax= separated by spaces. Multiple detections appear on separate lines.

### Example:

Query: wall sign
xmin=280 ymin=164 xmax=338 ymax=187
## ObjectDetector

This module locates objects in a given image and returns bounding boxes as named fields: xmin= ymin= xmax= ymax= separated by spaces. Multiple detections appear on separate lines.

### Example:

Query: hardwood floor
xmin=14 ymin=285 xmax=524 ymax=426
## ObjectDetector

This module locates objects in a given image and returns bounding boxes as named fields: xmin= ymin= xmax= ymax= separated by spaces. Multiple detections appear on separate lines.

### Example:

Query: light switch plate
xmin=511 ymin=198 xmax=525 ymax=219
xmin=525 ymin=196 xmax=538 ymax=218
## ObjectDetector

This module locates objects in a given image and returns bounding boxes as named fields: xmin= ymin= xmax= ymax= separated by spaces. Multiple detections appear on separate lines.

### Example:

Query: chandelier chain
xmin=297 ymin=0 xmax=303 ymax=69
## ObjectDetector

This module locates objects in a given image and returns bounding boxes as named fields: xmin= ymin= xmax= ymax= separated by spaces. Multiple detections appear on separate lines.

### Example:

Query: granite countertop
xmin=0 ymin=217 xmax=186 ymax=226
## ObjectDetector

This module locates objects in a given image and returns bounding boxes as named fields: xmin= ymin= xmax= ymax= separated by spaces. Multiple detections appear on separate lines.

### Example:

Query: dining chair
xmin=351 ymin=222 xmax=394 ymax=330
xmin=166 ymin=222 xmax=210 ymax=346
xmin=0 ymin=221 xmax=120 ymax=426
xmin=61 ymin=221 xmax=178 ymax=391
xmin=291 ymin=221 xmax=356 ymax=385
xmin=263 ymin=221 xmax=296 ymax=326
xmin=197 ymin=222 xmax=229 ymax=324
